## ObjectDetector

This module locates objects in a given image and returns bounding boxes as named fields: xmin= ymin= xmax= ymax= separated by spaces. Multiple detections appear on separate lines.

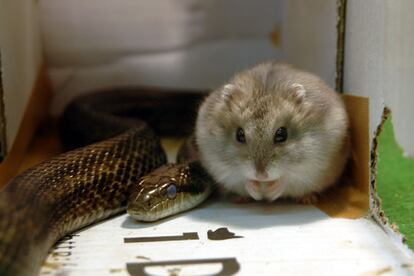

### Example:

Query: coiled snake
xmin=0 ymin=89 xmax=215 ymax=276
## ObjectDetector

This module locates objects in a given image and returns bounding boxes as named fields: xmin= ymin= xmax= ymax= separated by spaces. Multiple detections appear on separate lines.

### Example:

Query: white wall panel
xmin=344 ymin=0 xmax=414 ymax=156
xmin=0 ymin=0 xmax=43 ymax=150
xmin=282 ymin=0 xmax=337 ymax=88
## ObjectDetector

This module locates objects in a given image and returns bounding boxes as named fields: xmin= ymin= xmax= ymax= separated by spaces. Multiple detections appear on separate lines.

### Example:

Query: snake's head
xmin=127 ymin=162 xmax=214 ymax=222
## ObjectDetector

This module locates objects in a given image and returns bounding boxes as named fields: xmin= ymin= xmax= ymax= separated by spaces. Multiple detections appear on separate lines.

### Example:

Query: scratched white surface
xmin=40 ymin=200 xmax=414 ymax=276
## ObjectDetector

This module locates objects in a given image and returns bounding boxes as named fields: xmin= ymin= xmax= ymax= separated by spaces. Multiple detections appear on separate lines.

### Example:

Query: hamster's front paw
xmin=245 ymin=180 xmax=285 ymax=202
xmin=295 ymin=193 xmax=319 ymax=205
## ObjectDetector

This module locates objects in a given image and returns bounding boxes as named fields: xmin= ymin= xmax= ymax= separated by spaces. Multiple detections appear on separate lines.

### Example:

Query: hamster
xmin=195 ymin=62 xmax=350 ymax=203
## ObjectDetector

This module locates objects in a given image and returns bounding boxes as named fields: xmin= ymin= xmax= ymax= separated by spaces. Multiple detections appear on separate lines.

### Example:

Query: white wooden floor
xmin=40 ymin=200 xmax=414 ymax=276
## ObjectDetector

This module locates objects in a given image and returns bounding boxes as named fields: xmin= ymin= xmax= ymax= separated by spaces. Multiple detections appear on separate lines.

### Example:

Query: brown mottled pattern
xmin=0 ymin=89 xmax=208 ymax=276
xmin=0 ymin=127 xmax=166 ymax=275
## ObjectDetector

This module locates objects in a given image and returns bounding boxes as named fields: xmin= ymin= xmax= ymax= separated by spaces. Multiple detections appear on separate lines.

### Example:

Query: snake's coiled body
xmin=0 ymin=89 xmax=211 ymax=276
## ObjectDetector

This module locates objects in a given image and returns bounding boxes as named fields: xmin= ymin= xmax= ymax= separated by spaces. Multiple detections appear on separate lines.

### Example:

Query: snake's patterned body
xmin=0 ymin=89 xmax=214 ymax=276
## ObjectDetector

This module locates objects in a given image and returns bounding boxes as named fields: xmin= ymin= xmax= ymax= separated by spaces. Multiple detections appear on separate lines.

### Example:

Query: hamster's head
xmin=196 ymin=65 xmax=348 ymax=201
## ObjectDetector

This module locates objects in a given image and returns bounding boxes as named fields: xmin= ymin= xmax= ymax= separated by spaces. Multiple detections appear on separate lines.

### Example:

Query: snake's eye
xmin=166 ymin=184 xmax=177 ymax=199
xmin=274 ymin=127 xmax=288 ymax=143
xmin=236 ymin=127 xmax=246 ymax=143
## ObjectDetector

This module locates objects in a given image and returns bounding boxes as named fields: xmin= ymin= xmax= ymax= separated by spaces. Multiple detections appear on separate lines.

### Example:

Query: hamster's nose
xmin=254 ymin=162 xmax=268 ymax=180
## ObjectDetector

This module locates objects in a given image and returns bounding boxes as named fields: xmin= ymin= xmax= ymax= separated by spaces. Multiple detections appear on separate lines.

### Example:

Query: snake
xmin=0 ymin=88 xmax=216 ymax=276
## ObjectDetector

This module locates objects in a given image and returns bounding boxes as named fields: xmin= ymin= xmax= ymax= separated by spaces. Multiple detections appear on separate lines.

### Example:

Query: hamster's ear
xmin=290 ymin=83 xmax=306 ymax=102
xmin=222 ymin=84 xmax=238 ymax=99
xmin=221 ymin=84 xmax=246 ymax=110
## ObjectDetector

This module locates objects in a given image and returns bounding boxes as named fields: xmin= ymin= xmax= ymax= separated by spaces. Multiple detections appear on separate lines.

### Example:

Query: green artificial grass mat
xmin=377 ymin=116 xmax=414 ymax=249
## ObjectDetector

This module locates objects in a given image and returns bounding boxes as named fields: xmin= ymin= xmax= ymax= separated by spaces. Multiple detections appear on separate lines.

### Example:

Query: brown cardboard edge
xmin=369 ymin=108 xmax=409 ymax=242
xmin=316 ymin=95 xmax=370 ymax=219
xmin=0 ymin=65 xmax=52 ymax=189
xmin=0 ymin=53 xmax=7 ymax=160
xmin=370 ymin=107 xmax=390 ymax=225
xmin=335 ymin=0 xmax=347 ymax=93
xmin=368 ymin=108 xmax=414 ymax=257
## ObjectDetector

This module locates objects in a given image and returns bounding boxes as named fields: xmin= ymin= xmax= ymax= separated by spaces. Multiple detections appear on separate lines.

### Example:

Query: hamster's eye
xmin=274 ymin=127 xmax=288 ymax=143
xmin=236 ymin=127 xmax=246 ymax=143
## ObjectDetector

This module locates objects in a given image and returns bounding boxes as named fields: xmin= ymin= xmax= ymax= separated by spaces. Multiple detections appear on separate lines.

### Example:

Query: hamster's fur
xmin=195 ymin=62 xmax=350 ymax=202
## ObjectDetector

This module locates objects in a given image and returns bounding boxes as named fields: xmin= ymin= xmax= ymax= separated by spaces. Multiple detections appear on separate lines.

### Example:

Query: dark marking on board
xmin=207 ymin=227 xmax=243 ymax=240
xmin=60 ymin=234 xmax=80 ymax=241
xmin=126 ymin=257 xmax=240 ymax=276
xmin=124 ymin=232 xmax=199 ymax=243
xmin=49 ymin=244 xmax=74 ymax=254
xmin=53 ymin=245 xmax=75 ymax=250
xmin=110 ymin=268 xmax=125 ymax=273
xmin=57 ymin=241 xmax=75 ymax=245
xmin=136 ymin=256 xmax=151 ymax=261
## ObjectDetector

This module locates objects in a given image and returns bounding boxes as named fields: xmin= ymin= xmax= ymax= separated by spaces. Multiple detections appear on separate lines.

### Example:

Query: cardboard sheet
xmin=40 ymin=201 xmax=413 ymax=275
xmin=316 ymin=95 xmax=370 ymax=219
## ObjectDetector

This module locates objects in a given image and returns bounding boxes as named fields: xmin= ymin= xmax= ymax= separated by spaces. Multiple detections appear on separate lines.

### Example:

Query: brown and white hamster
xmin=195 ymin=62 xmax=350 ymax=202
